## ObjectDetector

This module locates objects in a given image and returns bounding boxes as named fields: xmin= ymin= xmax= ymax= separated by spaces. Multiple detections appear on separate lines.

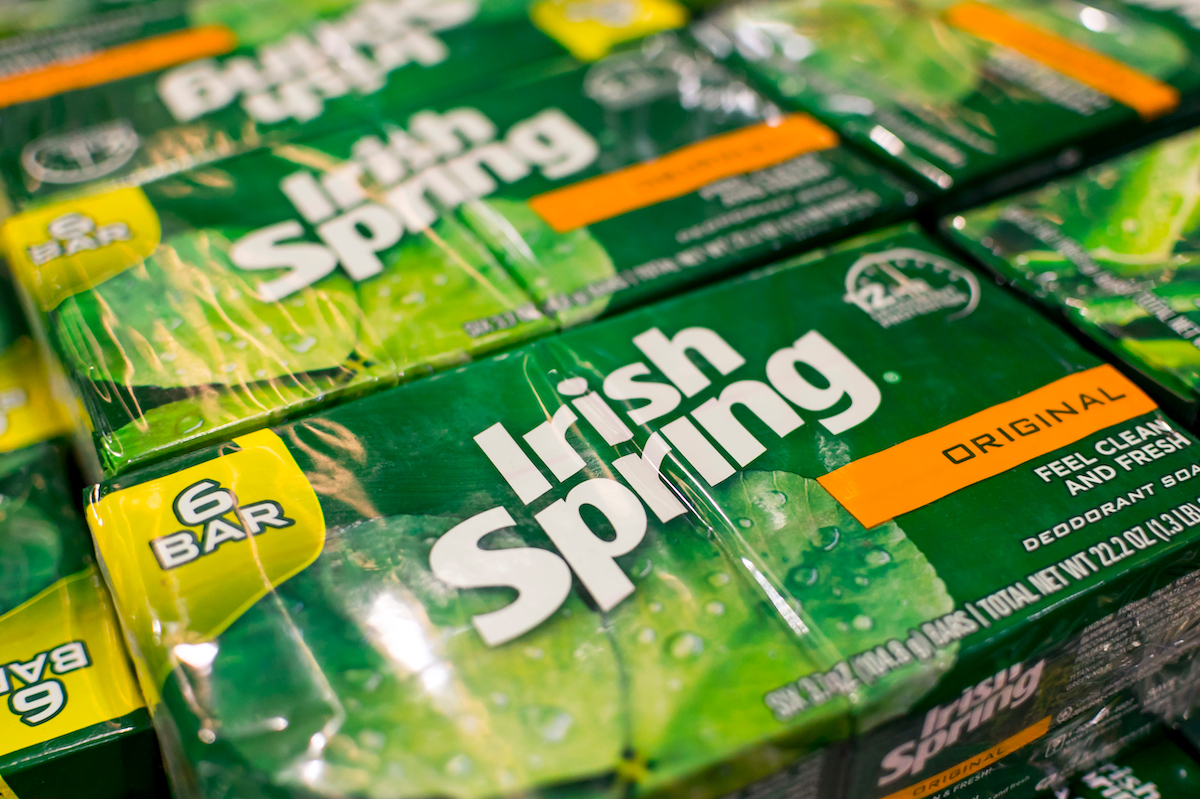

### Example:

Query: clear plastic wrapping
xmin=4 ymin=34 xmax=913 ymax=476
xmin=88 ymin=225 xmax=1200 ymax=799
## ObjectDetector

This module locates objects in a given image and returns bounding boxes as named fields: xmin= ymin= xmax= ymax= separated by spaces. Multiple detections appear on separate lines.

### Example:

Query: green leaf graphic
xmin=357 ymin=215 xmax=551 ymax=377
xmin=212 ymin=514 xmax=624 ymax=799
xmin=460 ymin=197 xmax=616 ymax=327
xmin=53 ymin=229 xmax=362 ymax=391
xmin=706 ymin=471 xmax=957 ymax=729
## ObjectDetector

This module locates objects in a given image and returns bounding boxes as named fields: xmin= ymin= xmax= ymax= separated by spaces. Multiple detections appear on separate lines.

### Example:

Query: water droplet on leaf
xmin=667 ymin=632 xmax=704 ymax=659
xmin=358 ymin=730 xmax=386 ymax=751
xmin=816 ymin=526 xmax=840 ymax=551
xmin=291 ymin=335 xmax=317 ymax=353
xmin=520 ymin=707 xmax=574 ymax=743
xmin=445 ymin=754 xmax=472 ymax=776
xmin=865 ymin=549 xmax=892 ymax=566
xmin=786 ymin=565 xmax=819 ymax=588
xmin=177 ymin=414 xmax=204 ymax=434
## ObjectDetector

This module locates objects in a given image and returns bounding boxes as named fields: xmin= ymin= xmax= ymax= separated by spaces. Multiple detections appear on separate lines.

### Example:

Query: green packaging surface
xmin=88 ymin=225 xmax=1200 ymax=799
xmin=701 ymin=0 xmax=1200 ymax=199
xmin=1052 ymin=729 xmax=1200 ymax=798
xmin=0 ymin=0 xmax=693 ymax=212
xmin=2 ymin=36 xmax=913 ymax=478
xmin=943 ymin=128 xmax=1200 ymax=427
xmin=1176 ymin=714 xmax=1200 ymax=752
xmin=0 ymin=275 xmax=162 ymax=799
xmin=0 ymin=0 xmax=188 ymax=78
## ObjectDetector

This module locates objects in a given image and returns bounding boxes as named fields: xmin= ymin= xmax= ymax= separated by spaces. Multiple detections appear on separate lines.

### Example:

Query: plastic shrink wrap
xmin=946 ymin=128 xmax=1200 ymax=428
xmin=87 ymin=226 xmax=1200 ymax=799
xmin=2 ymin=34 xmax=914 ymax=477
xmin=0 ymin=271 xmax=162 ymax=798
xmin=0 ymin=0 xmax=694 ymax=213
xmin=701 ymin=0 xmax=1200 ymax=200
xmin=1044 ymin=729 xmax=1200 ymax=798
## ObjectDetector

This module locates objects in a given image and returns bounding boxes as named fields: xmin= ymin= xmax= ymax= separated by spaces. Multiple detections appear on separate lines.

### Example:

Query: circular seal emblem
xmin=21 ymin=120 xmax=140 ymax=185
xmin=584 ymin=45 xmax=684 ymax=110
xmin=843 ymin=247 xmax=980 ymax=328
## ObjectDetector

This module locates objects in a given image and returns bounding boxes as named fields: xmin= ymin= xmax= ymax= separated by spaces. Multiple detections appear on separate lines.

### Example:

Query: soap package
xmin=944 ymin=127 xmax=1200 ymax=427
xmin=1048 ymin=729 xmax=1200 ymax=799
xmin=0 ymin=0 xmax=694 ymax=213
xmin=0 ymin=273 xmax=162 ymax=799
xmin=700 ymin=0 xmax=1200 ymax=203
xmin=2 ymin=35 xmax=914 ymax=477
xmin=87 ymin=225 xmax=1200 ymax=799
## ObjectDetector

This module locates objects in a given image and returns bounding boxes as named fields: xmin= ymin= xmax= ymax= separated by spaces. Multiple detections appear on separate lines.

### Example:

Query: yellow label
xmin=88 ymin=429 xmax=325 ymax=685
xmin=0 ymin=337 xmax=72 ymax=453
xmin=0 ymin=567 xmax=144 ymax=759
xmin=531 ymin=0 xmax=688 ymax=61
xmin=530 ymin=114 xmax=838 ymax=232
xmin=3 ymin=187 xmax=161 ymax=312
xmin=880 ymin=716 xmax=1050 ymax=799
xmin=945 ymin=1 xmax=1180 ymax=120
xmin=0 ymin=773 xmax=16 ymax=797
xmin=818 ymin=365 xmax=1157 ymax=528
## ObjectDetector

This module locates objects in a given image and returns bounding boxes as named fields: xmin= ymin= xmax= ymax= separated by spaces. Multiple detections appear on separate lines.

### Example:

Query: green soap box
xmin=0 ymin=274 xmax=162 ymax=798
xmin=88 ymin=225 xmax=1200 ymax=799
xmin=3 ymin=35 xmax=914 ymax=478
xmin=0 ymin=0 xmax=693 ymax=213
xmin=701 ymin=0 xmax=1200 ymax=204
xmin=944 ymin=127 xmax=1200 ymax=428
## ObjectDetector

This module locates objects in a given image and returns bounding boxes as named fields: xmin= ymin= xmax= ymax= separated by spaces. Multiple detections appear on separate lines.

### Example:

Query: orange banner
xmin=881 ymin=717 xmax=1051 ymax=799
xmin=0 ymin=25 xmax=237 ymax=108
xmin=528 ymin=114 xmax=838 ymax=232
xmin=818 ymin=365 xmax=1157 ymax=529
xmin=945 ymin=1 xmax=1179 ymax=119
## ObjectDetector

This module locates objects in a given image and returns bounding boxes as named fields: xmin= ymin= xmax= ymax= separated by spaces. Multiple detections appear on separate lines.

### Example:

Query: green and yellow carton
xmin=87 ymin=225 xmax=1200 ymax=799
xmin=1046 ymin=728 xmax=1200 ymax=798
xmin=0 ymin=273 xmax=162 ymax=798
xmin=1 ymin=35 xmax=914 ymax=478
xmin=943 ymin=127 xmax=1200 ymax=428
xmin=701 ymin=0 xmax=1200 ymax=201
xmin=0 ymin=0 xmax=694 ymax=212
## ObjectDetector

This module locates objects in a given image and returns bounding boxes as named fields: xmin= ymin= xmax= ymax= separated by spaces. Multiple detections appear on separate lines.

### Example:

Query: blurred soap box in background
xmin=0 ymin=11 xmax=917 ymax=478
xmin=0 ymin=270 xmax=162 ymax=799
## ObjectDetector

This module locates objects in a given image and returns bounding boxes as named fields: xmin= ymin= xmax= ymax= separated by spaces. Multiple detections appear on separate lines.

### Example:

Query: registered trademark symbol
xmin=883 ymin=371 xmax=901 ymax=383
